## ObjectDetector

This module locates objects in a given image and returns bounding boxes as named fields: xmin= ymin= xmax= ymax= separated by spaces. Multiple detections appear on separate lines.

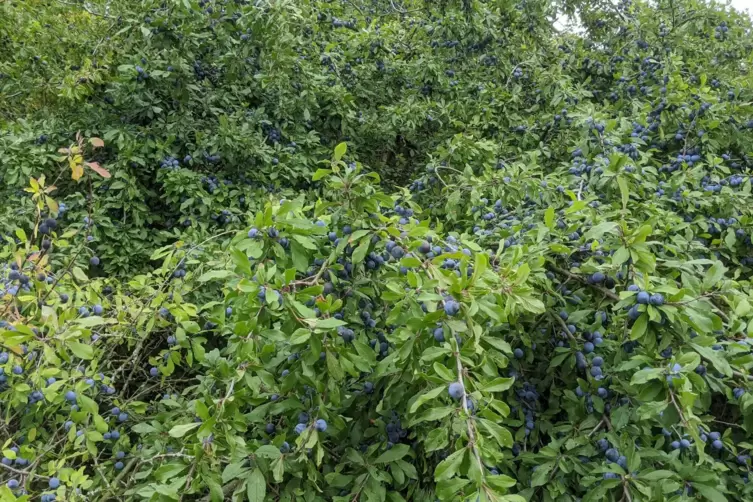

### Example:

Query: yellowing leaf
xmin=46 ymin=197 xmax=59 ymax=214
xmin=71 ymin=161 xmax=84 ymax=181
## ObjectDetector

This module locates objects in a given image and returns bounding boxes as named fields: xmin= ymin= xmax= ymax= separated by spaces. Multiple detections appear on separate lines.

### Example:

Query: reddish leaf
xmin=86 ymin=162 xmax=111 ymax=178
xmin=89 ymin=137 xmax=105 ymax=148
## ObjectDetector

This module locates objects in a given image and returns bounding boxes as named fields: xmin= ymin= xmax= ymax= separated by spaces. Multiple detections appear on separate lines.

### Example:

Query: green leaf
xmin=72 ymin=266 xmax=88 ymax=282
xmin=168 ymin=422 xmax=200 ymax=438
xmin=412 ymin=406 xmax=454 ymax=424
xmin=544 ymin=207 xmax=554 ymax=229
xmin=630 ymin=368 xmax=662 ymax=385
xmin=640 ymin=470 xmax=678 ymax=481
xmin=78 ymin=395 xmax=98 ymax=414
xmin=432 ymin=362 xmax=455 ymax=382
xmin=315 ymin=318 xmax=347 ymax=329
xmin=289 ymin=329 xmax=311 ymax=345
xmin=691 ymin=484 xmax=727 ymax=502
xmin=231 ymin=248 xmax=252 ymax=276
xmin=352 ymin=238 xmax=370 ymax=264
xmin=530 ymin=461 xmax=555 ymax=487
xmin=291 ymin=300 xmax=317 ymax=319
xmin=481 ymin=377 xmax=514 ymax=393
xmin=75 ymin=316 xmax=115 ymax=328
xmin=612 ymin=246 xmax=630 ymax=266
xmin=131 ymin=423 xmax=157 ymax=434
xmin=334 ymin=142 xmax=347 ymax=162
xmin=483 ymin=337 xmax=512 ymax=354
xmin=434 ymin=448 xmax=466 ymax=481
xmin=691 ymin=343 xmax=733 ymax=377
xmin=477 ymin=418 xmax=513 ymax=447
xmin=565 ymin=200 xmax=587 ymax=214
xmin=374 ymin=444 xmax=410 ymax=464
xmin=292 ymin=234 xmax=318 ymax=250
xmin=246 ymin=468 xmax=266 ymax=502
xmin=435 ymin=478 xmax=470 ymax=499
xmin=486 ymin=474 xmax=517 ymax=489
xmin=702 ymin=262 xmax=727 ymax=290
xmin=610 ymin=405 xmax=631 ymax=430
xmin=326 ymin=351 xmax=344 ymax=381
xmin=630 ymin=314 xmax=648 ymax=340
xmin=198 ymin=270 xmax=233 ymax=282
xmin=735 ymin=298 xmax=751 ymax=317
xmin=325 ymin=473 xmax=354 ymax=488
xmin=68 ymin=342 xmax=94 ymax=360
xmin=271 ymin=457 xmax=285 ymax=483
xmin=424 ymin=428 xmax=449 ymax=452
xmin=409 ymin=386 xmax=446 ymax=413
xmin=255 ymin=444 xmax=283 ymax=459
xmin=617 ymin=176 xmax=629 ymax=210
xmin=312 ymin=168 xmax=332 ymax=181
xmin=584 ymin=222 xmax=619 ymax=241
xmin=222 ymin=462 xmax=249 ymax=483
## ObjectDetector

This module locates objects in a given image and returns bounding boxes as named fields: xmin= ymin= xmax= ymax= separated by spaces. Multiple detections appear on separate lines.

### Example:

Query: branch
xmin=180 ymin=461 xmax=198 ymax=501
xmin=733 ymin=370 xmax=753 ymax=382
xmin=620 ymin=479 xmax=633 ymax=502
xmin=98 ymin=457 xmax=139 ymax=500
xmin=550 ymin=311 xmax=577 ymax=342
xmin=668 ymin=390 xmax=691 ymax=430
xmin=199 ymin=480 xmax=241 ymax=502
xmin=550 ymin=265 xmax=620 ymax=301
xmin=587 ymin=416 xmax=605 ymax=438
xmin=218 ymin=377 xmax=237 ymax=413
xmin=287 ymin=257 xmax=331 ymax=289
xmin=453 ymin=344 xmax=485 ymax=481
xmin=709 ymin=298 xmax=730 ymax=323
xmin=55 ymin=0 xmax=117 ymax=19
xmin=0 ymin=462 xmax=49 ymax=479
xmin=117 ymin=230 xmax=235 ymax=391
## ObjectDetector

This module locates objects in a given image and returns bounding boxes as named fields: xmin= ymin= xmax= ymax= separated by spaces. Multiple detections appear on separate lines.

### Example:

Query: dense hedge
xmin=3 ymin=0 xmax=753 ymax=501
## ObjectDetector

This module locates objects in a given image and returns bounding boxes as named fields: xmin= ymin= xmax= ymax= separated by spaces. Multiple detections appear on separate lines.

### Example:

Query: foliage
xmin=2 ymin=0 xmax=753 ymax=501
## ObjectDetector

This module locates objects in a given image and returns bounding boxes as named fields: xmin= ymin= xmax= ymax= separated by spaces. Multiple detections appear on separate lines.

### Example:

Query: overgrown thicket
xmin=2 ymin=0 xmax=753 ymax=501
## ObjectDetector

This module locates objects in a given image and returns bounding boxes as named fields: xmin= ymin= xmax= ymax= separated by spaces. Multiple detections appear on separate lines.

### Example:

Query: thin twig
xmin=732 ymin=370 xmax=753 ymax=382
xmin=0 ymin=462 xmax=49 ymax=479
xmin=668 ymin=390 xmax=691 ymax=430
xmin=116 ymin=230 xmax=235 ymax=391
xmin=549 ymin=312 xmax=577 ymax=342
xmin=550 ymin=265 xmax=620 ymax=301
xmin=55 ymin=0 xmax=117 ymax=19
xmin=587 ymin=417 xmax=605 ymax=438
xmin=453 ymin=344 xmax=485 ymax=482
xmin=620 ymin=479 xmax=633 ymax=502
xmin=180 ymin=461 xmax=198 ymax=501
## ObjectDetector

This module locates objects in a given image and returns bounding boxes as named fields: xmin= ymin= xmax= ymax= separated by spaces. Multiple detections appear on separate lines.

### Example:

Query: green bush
xmin=3 ymin=0 xmax=753 ymax=501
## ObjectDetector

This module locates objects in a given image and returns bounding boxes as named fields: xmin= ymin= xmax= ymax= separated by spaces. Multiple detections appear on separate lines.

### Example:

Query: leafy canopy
xmin=2 ymin=0 xmax=753 ymax=501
